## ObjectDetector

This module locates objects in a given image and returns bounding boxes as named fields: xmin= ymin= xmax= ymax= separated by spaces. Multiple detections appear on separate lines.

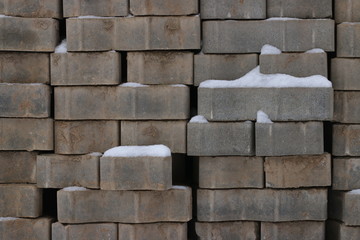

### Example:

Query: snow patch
xmin=0 ymin=217 xmax=19 ymax=221
xmin=349 ymin=189 xmax=360 ymax=195
xmin=190 ymin=115 xmax=209 ymax=123
xmin=120 ymin=82 xmax=149 ymax=88
xmin=261 ymin=44 xmax=282 ymax=55
xmin=172 ymin=186 xmax=188 ymax=190
xmin=0 ymin=14 xmax=12 ymax=18
xmin=55 ymin=39 xmax=67 ymax=53
xmin=171 ymin=84 xmax=187 ymax=87
xmin=103 ymin=145 xmax=171 ymax=158
xmin=63 ymin=186 xmax=88 ymax=192
xmin=74 ymin=16 xmax=115 ymax=19
xmin=89 ymin=152 xmax=102 ymax=157
xmin=257 ymin=111 xmax=273 ymax=123
xmin=305 ymin=48 xmax=325 ymax=54
xmin=199 ymin=66 xmax=332 ymax=88
xmin=266 ymin=17 xmax=300 ymax=21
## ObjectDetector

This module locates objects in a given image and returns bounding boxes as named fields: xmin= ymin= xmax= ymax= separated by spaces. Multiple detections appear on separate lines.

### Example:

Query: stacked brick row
xmin=0 ymin=0 xmax=61 ymax=239
xmin=188 ymin=0 xmax=335 ymax=239
xmin=328 ymin=1 xmax=360 ymax=239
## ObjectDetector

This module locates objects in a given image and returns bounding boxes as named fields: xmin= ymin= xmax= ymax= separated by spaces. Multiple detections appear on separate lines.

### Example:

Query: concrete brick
xmin=52 ymin=222 xmax=117 ymax=240
xmin=0 ymin=17 xmax=59 ymax=52
xmin=335 ymin=0 xmax=360 ymax=23
xmin=197 ymin=189 xmax=327 ymax=222
xmin=333 ymin=125 xmax=360 ymax=156
xmin=329 ymin=191 xmax=360 ymax=226
xmin=337 ymin=23 xmax=360 ymax=57
xmin=265 ymin=154 xmax=331 ymax=188
xmin=327 ymin=220 xmax=360 ymax=240
xmin=66 ymin=17 xmax=115 ymax=52
xmin=121 ymin=121 xmax=186 ymax=154
xmin=198 ymin=87 xmax=333 ymax=121
xmin=332 ymin=58 xmax=360 ymax=90
xmin=0 ymin=84 xmax=51 ymax=118
xmin=115 ymin=16 xmax=200 ymax=51
xmin=196 ymin=221 xmax=259 ymax=240
xmin=0 ymin=217 xmax=52 ymax=240
xmin=333 ymin=158 xmax=360 ymax=191
xmin=0 ymin=118 xmax=53 ymax=151
xmin=199 ymin=156 xmax=264 ymax=189
xmin=55 ymin=86 xmax=190 ymax=120
xmin=118 ymin=223 xmax=187 ymax=240
xmin=187 ymin=121 xmax=254 ymax=156
xmin=63 ymin=0 xmax=128 ymax=17
xmin=100 ymin=155 xmax=171 ymax=190
xmin=261 ymin=221 xmax=325 ymax=240
xmin=0 ymin=151 xmax=37 ymax=184
xmin=200 ymin=0 xmax=265 ymax=19
xmin=256 ymin=122 xmax=324 ymax=156
xmin=0 ymin=53 xmax=49 ymax=84
xmin=127 ymin=52 xmax=193 ymax=85
xmin=267 ymin=0 xmax=332 ymax=18
xmin=0 ymin=184 xmax=42 ymax=218
xmin=37 ymin=153 xmax=100 ymax=189
xmin=260 ymin=52 xmax=328 ymax=77
xmin=55 ymin=121 xmax=119 ymax=154
xmin=203 ymin=19 xmax=334 ymax=53
xmin=0 ymin=0 xmax=61 ymax=18
xmin=51 ymin=52 xmax=121 ymax=86
xmin=194 ymin=54 xmax=258 ymax=86
xmin=130 ymin=0 xmax=198 ymax=16
xmin=334 ymin=92 xmax=360 ymax=123
xmin=57 ymin=186 xmax=192 ymax=223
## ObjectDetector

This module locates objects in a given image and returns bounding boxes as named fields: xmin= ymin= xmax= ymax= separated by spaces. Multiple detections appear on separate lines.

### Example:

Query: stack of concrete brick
xmin=328 ymin=1 xmax=360 ymax=238
xmin=189 ymin=0 xmax=335 ymax=239
xmin=0 ymin=0 xmax=61 ymax=239
xmin=49 ymin=145 xmax=192 ymax=240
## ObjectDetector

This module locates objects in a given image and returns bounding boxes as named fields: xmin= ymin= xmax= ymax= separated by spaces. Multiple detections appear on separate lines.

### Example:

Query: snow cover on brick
xmin=257 ymin=111 xmax=273 ymax=123
xmin=261 ymin=44 xmax=281 ymax=55
xmin=63 ymin=186 xmax=88 ymax=192
xmin=55 ymin=39 xmax=67 ymax=53
xmin=190 ymin=115 xmax=209 ymax=123
xmin=349 ymin=189 xmax=360 ymax=195
xmin=306 ymin=48 xmax=325 ymax=53
xmin=199 ymin=66 xmax=332 ymax=88
xmin=120 ymin=82 xmax=149 ymax=87
xmin=103 ymin=145 xmax=171 ymax=157
xmin=0 ymin=217 xmax=19 ymax=221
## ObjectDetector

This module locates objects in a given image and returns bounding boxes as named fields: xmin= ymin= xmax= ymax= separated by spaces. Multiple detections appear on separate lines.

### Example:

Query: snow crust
xmin=0 ymin=217 xmax=19 ymax=221
xmin=0 ymin=14 xmax=12 ymax=18
xmin=55 ymin=39 xmax=67 ymax=53
xmin=305 ymin=48 xmax=325 ymax=53
xmin=257 ymin=111 xmax=273 ymax=123
xmin=120 ymin=82 xmax=149 ymax=88
xmin=89 ymin=152 xmax=102 ymax=157
xmin=261 ymin=44 xmax=282 ymax=55
xmin=171 ymin=84 xmax=187 ymax=87
xmin=172 ymin=186 xmax=188 ymax=190
xmin=199 ymin=66 xmax=332 ymax=89
xmin=349 ymin=189 xmax=360 ymax=195
xmin=103 ymin=145 xmax=171 ymax=157
xmin=266 ymin=17 xmax=300 ymax=21
xmin=63 ymin=186 xmax=88 ymax=192
xmin=190 ymin=115 xmax=209 ymax=123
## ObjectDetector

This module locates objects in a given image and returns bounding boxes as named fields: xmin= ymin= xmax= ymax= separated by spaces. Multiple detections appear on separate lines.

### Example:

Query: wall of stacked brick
xmin=1 ymin=0 xmax=360 ymax=239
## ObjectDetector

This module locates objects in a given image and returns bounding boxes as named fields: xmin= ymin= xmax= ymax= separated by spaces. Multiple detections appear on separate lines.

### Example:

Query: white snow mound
xmin=103 ymin=145 xmax=171 ymax=157
xmin=190 ymin=115 xmax=209 ymax=123
xmin=305 ymin=48 xmax=325 ymax=54
xmin=63 ymin=186 xmax=88 ymax=192
xmin=120 ymin=82 xmax=148 ymax=88
xmin=261 ymin=44 xmax=282 ymax=55
xmin=257 ymin=111 xmax=273 ymax=123
xmin=0 ymin=217 xmax=19 ymax=221
xmin=55 ymin=39 xmax=67 ymax=53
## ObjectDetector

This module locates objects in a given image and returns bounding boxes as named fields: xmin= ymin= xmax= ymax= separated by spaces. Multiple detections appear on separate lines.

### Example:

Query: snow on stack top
xmin=103 ymin=145 xmax=171 ymax=158
xmin=257 ymin=111 xmax=273 ymax=123
xmin=62 ymin=186 xmax=89 ymax=192
xmin=190 ymin=115 xmax=209 ymax=123
xmin=261 ymin=44 xmax=282 ymax=55
xmin=55 ymin=39 xmax=67 ymax=53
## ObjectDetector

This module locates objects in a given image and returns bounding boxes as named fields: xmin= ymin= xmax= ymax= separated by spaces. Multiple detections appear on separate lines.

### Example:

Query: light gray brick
xmin=55 ymin=86 xmax=190 ymax=120
xmin=37 ymin=153 xmax=100 ymax=189
xmin=333 ymin=158 xmax=360 ymax=190
xmin=0 ymin=151 xmax=37 ymax=184
xmin=0 ymin=184 xmax=42 ymax=218
xmin=0 ymin=17 xmax=59 ymax=52
xmin=63 ymin=0 xmax=128 ymax=18
xmin=260 ymin=52 xmax=328 ymax=77
xmin=187 ymin=121 xmax=254 ymax=156
xmin=52 ymin=222 xmax=117 ymax=240
xmin=55 ymin=121 xmax=119 ymax=154
xmin=127 ymin=52 xmax=193 ymax=85
xmin=200 ymin=0 xmax=265 ymax=19
xmin=0 ymin=118 xmax=53 ymax=151
xmin=197 ymin=189 xmax=327 ymax=222
xmin=118 ymin=223 xmax=187 ymax=240
xmin=335 ymin=0 xmax=360 ymax=23
xmin=267 ymin=0 xmax=332 ymax=18
xmin=332 ymin=58 xmax=360 ymax=90
xmin=261 ymin=221 xmax=325 ymax=240
xmin=256 ymin=122 xmax=324 ymax=156
xmin=0 ymin=217 xmax=52 ymax=240
xmin=194 ymin=54 xmax=258 ymax=86
xmin=265 ymin=154 xmax=331 ymax=188
xmin=334 ymin=92 xmax=360 ymax=123
xmin=57 ymin=187 xmax=192 ymax=223
xmin=130 ymin=0 xmax=198 ymax=16
xmin=329 ymin=191 xmax=360 ymax=226
xmin=327 ymin=220 xmax=360 ymax=240
xmin=0 ymin=53 xmax=49 ymax=84
xmin=51 ymin=52 xmax=121 ymax=86
xmin=337 ymin=23 xmax=360 ymax=57
xmin=199 ymin=156 xmax=264 ymax=189
xmin=0 ymin=84 xmax=51 ymax=118
xmin=333 ymin=125 xmax=360 ymax=156
xmin=198 ymin=87 xmax=333 ymax=121
xmin=0 ymin=0 xmax=61 ymax=18
xmin=196 ymin=222 xmax=259 ymax=240
xmin=121 ymin=121 xmax=186 ymax=154
xmin=203 ymin=19 xmax=334 ymax=53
